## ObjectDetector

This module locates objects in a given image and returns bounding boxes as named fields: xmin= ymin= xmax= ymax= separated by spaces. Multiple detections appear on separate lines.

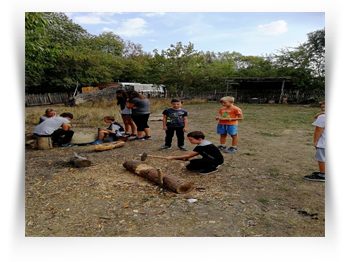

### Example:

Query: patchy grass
xmin=25 ymin=102 xmax=324 ymax=237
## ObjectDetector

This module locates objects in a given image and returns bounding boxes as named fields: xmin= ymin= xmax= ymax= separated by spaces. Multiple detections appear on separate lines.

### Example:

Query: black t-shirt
xmin=193 ymin=140 xmax=224 ymax=164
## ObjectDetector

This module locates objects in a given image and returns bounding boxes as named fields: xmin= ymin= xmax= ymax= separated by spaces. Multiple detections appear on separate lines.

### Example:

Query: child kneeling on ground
xmin=92 ymin=116 xmax=125 ymax=144
xmin=166 ymin=131 xmax=224 ymax=175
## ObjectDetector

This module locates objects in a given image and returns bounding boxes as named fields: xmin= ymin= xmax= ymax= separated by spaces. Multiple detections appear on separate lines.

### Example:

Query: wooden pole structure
xmin=279 ymin=80 xmax=285 ymax=104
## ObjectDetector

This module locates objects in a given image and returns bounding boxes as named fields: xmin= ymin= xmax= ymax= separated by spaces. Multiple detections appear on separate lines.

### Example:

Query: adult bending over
xmin=126 ymin=90 xmax=151 ymax=141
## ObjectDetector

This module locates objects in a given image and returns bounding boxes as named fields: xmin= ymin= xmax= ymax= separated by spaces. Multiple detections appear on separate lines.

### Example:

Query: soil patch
xmin=25 ymin=103 xmax=325 ymax=237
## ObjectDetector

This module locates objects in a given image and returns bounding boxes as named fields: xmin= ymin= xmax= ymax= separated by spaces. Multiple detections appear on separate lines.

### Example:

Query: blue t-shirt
xmin=162 ymin=108 xmax=188 ymax=128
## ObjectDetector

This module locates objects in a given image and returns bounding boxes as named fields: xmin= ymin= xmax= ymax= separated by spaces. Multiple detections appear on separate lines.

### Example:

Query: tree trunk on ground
xmin=122 ymin=160 xmax=194 ymax=194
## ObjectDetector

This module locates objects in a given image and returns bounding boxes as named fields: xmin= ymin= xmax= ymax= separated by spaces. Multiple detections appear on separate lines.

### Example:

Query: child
xmin=34 ymin=112 xmax=74 ymax=147
xmin=116 ymin=90 xmax=137 ymax=138
xmin=304 ymin=101 xmax=325 ymax=182
xmin=166 ymin=131 xmax=223 ymax=175
xmin=159 ymin=98 xmax=188 ymax=151
xmin=216 ymin=96 xmax=243 ymax=153
xmin=38 ymin=108 xmax=56 ymax=124
xmin=91 ymin=116 xmax=125 ymax=145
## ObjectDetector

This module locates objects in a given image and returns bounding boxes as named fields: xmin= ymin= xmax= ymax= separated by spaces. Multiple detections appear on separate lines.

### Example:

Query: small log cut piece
xmin=34 ymin=136 xmax=53 ymax=150
xmin=123 ymin=160 xmax=194 ymax=194
xmin=94 ymin=141 xmax=125 ymax=152
xmin=69 ymin=152 xmax=92 ymax=167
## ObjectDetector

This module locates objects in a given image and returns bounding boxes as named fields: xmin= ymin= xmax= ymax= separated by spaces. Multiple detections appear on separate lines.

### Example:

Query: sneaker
xmin=128 ymin=134 xmax=137 ymax=140
xmin=143 ymin=136 xmax=152 ymax=140
xmin=178 ymin=145 xmax=188 ymax=151
xmin=224 ymin=146 xmax=237 ymax=153
xmin=217 ymin=145 xmax=227 ymax=150
xmin=216 ymin=165 xmax=221 ymax=168
xmin=303 ymin=172 xmax=325 ymax=182
xmin=122 ymin=133 xmax=131 ymax=137
xmin=134 ymin=137 xmax=145 ymax=141
xmin=199 ymin=168 xmax=218 ymax=175
xmin=91 ymin=139 xmax=103 ymax=145
xmin=158 ymin=145 xmax=172 ymax=151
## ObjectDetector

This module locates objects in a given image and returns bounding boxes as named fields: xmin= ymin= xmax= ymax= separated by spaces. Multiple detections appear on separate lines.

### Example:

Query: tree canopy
xmin=25 ymin=12 xmax=325 ymax=94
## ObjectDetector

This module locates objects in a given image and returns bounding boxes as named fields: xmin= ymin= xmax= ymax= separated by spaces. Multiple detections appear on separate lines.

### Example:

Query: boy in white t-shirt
xmin=304 ymin=101 xmax=325 ymax=182
xmin=34 ymin=112 xmax=74 ymax=147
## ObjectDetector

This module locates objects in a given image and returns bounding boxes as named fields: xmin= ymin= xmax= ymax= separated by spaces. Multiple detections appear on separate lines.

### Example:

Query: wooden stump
xmin=34 ymin=136 xmax=52 ymax=150
xmin=123 ymin=160 xmax=194 ymax=194
xmin=69 ymin=152 xmax=91 ymax=167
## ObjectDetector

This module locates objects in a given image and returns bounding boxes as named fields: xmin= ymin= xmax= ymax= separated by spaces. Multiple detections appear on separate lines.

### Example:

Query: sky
xmin=65 ymin=12 xmax=325 ymax=56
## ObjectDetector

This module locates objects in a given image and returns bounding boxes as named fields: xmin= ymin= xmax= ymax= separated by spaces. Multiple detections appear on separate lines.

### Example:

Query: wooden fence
xmin=25 ymin=93 xmax=70 ymax=107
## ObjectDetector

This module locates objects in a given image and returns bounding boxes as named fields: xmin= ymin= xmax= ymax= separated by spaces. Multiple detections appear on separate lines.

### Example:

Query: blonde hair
xmin=220 ymin=96 xmax=234 ymax=103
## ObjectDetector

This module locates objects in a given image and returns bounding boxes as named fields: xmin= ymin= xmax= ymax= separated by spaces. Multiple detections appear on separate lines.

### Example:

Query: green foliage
xmin=25 ymin=14 xmax=325 ymax=94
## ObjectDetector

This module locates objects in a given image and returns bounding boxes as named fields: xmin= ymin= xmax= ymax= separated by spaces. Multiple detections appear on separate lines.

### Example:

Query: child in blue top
xmin=159 ymin=98 xmax=188 ymax=151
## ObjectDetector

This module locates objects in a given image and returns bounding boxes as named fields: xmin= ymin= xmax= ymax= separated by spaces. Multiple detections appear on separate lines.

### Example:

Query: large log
xmin=122 ymin=160 xmax=194 ymax=194
xmin=94 ymin=141 xmax=125 ymax=152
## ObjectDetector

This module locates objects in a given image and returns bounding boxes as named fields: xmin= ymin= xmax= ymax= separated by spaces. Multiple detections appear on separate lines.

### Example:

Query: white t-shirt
xmin=34 ymin=116 xmax=70 ymax=135
xmin=312 ymin=114 xmax=325 ymax=148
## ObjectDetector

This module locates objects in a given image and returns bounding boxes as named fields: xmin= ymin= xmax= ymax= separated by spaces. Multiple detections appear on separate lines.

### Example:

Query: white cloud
xmin=104 ymin=18 xmax=152 ymax=37
xmin=145 ymin=12 xmax=166 ymax=17
xmin=148 ymin=39 xmax=157 ymax=42
xmin=258 ymin=20 xmax=288 ymax=35
xmin=73 ymin=13 xmax=119 ymax=25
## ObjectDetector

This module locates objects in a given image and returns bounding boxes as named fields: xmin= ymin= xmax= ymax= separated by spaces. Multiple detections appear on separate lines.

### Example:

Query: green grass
xmin=257 ymin=198 xmax=270 ymax=203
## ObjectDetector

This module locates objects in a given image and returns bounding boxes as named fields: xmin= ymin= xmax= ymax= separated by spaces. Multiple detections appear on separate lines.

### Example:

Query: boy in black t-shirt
xmin=166 ymin=131 xmax=223 ymax=175
xmin=158 ymin=98 xmax=188 ymax=151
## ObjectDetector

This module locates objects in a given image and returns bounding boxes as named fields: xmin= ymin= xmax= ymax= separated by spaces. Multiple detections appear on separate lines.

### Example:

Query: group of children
xmin=32 ymin=97 xmax=325 ymax=180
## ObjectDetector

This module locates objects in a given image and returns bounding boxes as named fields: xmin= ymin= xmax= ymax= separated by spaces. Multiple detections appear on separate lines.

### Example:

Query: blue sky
xmin=66 ymin=12 xmax=324 ymax=56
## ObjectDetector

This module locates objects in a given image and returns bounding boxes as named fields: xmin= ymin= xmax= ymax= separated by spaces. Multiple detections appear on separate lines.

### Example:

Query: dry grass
xmin=25 ymin=98 xmax=207 ymax=128
xmin=25 ymin=102 xmax=324 ymax=237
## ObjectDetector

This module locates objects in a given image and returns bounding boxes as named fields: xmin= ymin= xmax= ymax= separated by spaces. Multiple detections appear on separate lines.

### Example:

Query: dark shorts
xmin=131 ymin=114 xmax=150 ymax=131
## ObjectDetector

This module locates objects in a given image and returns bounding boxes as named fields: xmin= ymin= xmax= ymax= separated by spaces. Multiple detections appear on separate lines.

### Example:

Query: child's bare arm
xmin=166 ymin=151 xmax=198 ymax=160
xmin=216 ymin=113 xmax=243 ymax=121
xmin=183 ymin=116 xmax=188 ymax=132
xmin=163 ymin=115 xmax=167 ymax=130
xmin=313 ymin=126 xmax=324 ymax=148
xmin=314 ymin=112 xmax=325 ymax=119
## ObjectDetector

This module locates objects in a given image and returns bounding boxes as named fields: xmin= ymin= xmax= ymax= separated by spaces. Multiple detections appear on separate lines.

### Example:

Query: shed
xmin=221 ymin=77 xmax=298 ymax=103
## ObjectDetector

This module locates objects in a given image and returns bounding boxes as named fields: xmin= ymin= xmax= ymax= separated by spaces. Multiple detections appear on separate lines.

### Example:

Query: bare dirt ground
xmin=25 ymin=103 xmax=325 ymax=237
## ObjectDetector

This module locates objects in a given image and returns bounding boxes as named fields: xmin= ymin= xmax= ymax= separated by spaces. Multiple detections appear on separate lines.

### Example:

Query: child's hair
xmin=60 ymin=112 xmax=73 ymax=119
xmin=220 ymin=96 xmax=234 ymax=103
xmin=171 ymin=98 xmax=181 ymax=103
xmin=45 ymin=108 xmax=56 ymax=114
xmin=116 ymin=90 xmax=127 ymax=110
xmin=187 ymin=131 xmax=205 ymax=140
xmin=104 ymin=116 xmax=115 ymax=121
xmin=319 ymin=101 xmax=325 ymax=105
xmin=126 ymin=90 xmax=147 ymax=99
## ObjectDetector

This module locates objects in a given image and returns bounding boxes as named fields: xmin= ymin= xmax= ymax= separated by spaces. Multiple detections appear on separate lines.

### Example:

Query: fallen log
xmin=122 ymin=160 xmax=194 ymax=194
xmin=69 ymin=152 xmax=92 ymax=167
xmin=94 ymin=141 xmax=125 ymax=152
